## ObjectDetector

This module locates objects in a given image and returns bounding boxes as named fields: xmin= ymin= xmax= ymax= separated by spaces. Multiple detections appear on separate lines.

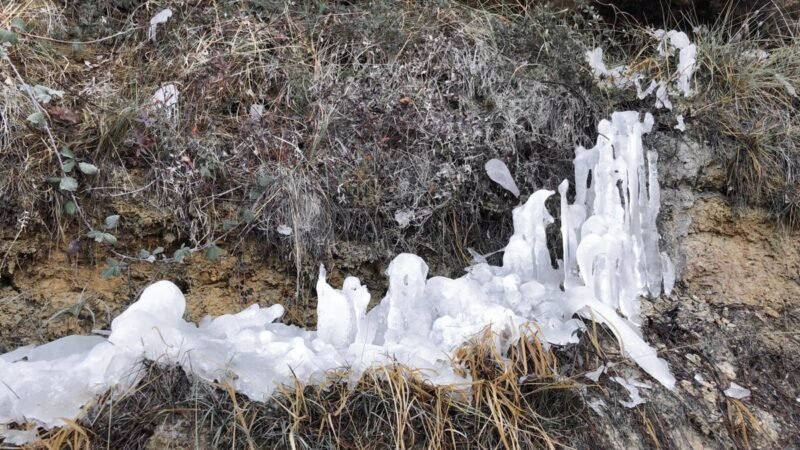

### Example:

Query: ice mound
xmin=0 ymin=111 xmax=675 ymax=432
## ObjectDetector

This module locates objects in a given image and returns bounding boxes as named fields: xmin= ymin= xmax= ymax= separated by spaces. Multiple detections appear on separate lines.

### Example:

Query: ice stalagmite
xmin=316 ymin=265 xmax=357 ymax=349
xmin=0 ymin=111 xmax=676 ymax=434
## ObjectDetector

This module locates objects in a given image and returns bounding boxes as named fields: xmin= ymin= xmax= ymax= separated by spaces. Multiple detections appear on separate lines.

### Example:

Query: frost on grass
xmin=0 ymin=111 xmax=676 ymax=433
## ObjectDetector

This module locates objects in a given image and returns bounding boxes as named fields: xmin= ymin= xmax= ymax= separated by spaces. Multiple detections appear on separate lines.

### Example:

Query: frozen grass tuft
xmin=72 ymin=329 xmax=585 ymax=450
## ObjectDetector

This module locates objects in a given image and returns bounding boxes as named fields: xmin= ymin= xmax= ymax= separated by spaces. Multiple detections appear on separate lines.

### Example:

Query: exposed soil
xmin=682 ymin=196 xmax=800 ymax=311
xmin=0 ymin=229 xmax=395 ymax=353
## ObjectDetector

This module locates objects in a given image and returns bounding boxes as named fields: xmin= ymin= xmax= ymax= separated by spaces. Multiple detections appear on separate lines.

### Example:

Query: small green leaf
xmin=27 ymin=111 xmax=44 ymax=125
xmin=173 ymin=245 xmax=191 ymax=262
xmin=257 ymin=174 xmax=269 ymax=188
xmin=0 ymin=29 xmax=18 ymax=45
xmin=10 ymin=19 xmax=27 ymax=31
xmin=200 ymin=166 xmax=212 ymax=179
xmin=59 ymin=176 xmax=78 ymax=192
xmin=222 ymin=219 xmax=239 ymax=231
xmin=104 ymin=214 xmax=120 ymax=229
xmin=78 ymin=162 xmax=98 ymax=175
xmin=47 ymin=176 xmax=61 ymax=184
xmin=101 ymin=259 xmax=123 ymax=279
xmin=30 ymin=85 xmax=63 ymax=104
xmin=62 ymin=159 xmax=75 ymax=173
xmin=64 ymin=201 xmax=77 ymax=216
xmin=205 ymin=245 xmax=222 ymax=262
xmin=61 ymin=147 xmax=75 ymax=159
xmin=151 ymin=246 xmax=164 ymax=255
xmin=241 ymin=209 xmax=256 ymax=223
xmin=87 ymin=230 xmax=116 ymax=245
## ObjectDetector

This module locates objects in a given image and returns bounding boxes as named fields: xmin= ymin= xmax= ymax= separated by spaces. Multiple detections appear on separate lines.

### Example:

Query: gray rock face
xmin=651 ymin=133 xmax=729 ymax=279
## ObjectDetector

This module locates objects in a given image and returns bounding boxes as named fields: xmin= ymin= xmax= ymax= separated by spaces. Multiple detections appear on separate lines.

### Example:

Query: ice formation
xmin=485 ymin=159 xmax=520 ymax=197
xmin=0 ymin=111 xmax=676 ymax=433
xmin=0 ymin=428 xmax=37 ymax=446
xmin=653 ymin=30 xmax=697 ymax=97
xmin=587 ymin=399 xmax=608 ymax=417
xmin=151 ymin=84 xmax=179 ymax=121
xmin=276 ymin=224 xmax=293 ymax=236
xmin=148 ymin=8 xmax=173 ymax=42
xmin=585 ymin=364 xmax=609 ymax=382
xmin=249 ymin=103 xmax=264 ymax=123
xmin=586 ymin=29 xmax=697 ymax=109
xmin=675 ymin=114 xmax=686 ymax=132
xmin=612 ymin=376 xmax=652 ymax=408
xmin=724 ymin=382 xmax=751 ymax=400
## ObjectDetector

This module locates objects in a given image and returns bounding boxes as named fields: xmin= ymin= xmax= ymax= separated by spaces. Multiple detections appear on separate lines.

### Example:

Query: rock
xmin=681 ymin=195 xmax=800 ymax=309
xmin=655 ymin=133 xmax=800 ymax=311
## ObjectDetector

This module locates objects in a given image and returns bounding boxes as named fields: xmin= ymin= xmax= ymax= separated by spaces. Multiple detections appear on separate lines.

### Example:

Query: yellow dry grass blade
xmin=37 ymin=418 xmax=92 ymax=450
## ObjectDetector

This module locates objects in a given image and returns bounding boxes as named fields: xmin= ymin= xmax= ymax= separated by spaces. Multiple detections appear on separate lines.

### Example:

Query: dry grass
xmin=590 ymin=1 xmax=800 ymax=228
xmin=0 ymin=0 xmax=606 ymax=290
xmin=58 ymin=330 xmax=588 ymax=450
xmin=692 ymin=5 xmax=800 ymax=228
xmin=1 ymin=1 xmax=798 ymax=448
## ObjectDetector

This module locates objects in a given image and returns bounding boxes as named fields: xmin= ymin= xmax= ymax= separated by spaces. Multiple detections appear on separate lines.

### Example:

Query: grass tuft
xmin=73 ymin=329 xmax=587 ymax=449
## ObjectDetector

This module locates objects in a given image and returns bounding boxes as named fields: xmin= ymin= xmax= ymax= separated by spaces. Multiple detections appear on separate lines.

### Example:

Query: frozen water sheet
xmin=1 ymin=111 xmax=676 ymax=432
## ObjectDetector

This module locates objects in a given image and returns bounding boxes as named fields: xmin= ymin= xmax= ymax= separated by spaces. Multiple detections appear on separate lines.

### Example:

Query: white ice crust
xmin=0 ymin=112 xmax=676 ymax=432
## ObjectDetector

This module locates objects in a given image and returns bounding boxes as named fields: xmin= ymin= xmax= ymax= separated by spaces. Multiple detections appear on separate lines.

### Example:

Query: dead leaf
xmin=47 ymin=106 xmax=80 ymax=124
